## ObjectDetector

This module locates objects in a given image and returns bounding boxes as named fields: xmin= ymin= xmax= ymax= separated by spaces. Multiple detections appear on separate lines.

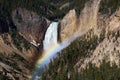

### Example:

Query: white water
xmin=31 ymin=22 xmax=86 ymax=80
xmin=43 ymin=22 xmax=58 ymax=50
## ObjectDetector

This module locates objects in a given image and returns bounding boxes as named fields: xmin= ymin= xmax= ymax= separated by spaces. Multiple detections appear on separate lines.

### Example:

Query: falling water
xmin=31 ymin=20 xmax=91 ymax=80
xmin=43 ymin=22 xmax=58 ymax=50
xmin=31 ymin=22 xmax=59 ymax=80
xmin=31 ymin=0 xmax=102 ymax=79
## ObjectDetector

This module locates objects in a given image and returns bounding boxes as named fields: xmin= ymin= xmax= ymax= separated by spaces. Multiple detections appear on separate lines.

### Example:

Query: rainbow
xmin=31 ymin=34 xmax=79 ymax=80
xmin=31 ymin=38 xmax=71 ymax=80
xmin=36 ymin=43 xmax=59 ymax=67
xmin=31 ymin=42 xmax=61 ymax=80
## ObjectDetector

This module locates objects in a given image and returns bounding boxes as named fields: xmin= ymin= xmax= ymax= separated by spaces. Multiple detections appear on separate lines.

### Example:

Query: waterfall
xmin=43 ymin=22 xmax=58 ymax=50
xmin=31 ymin=22 xmax=59 ymax=80
xmin=31 ymin=22 xmax=75 ymax=80
xmin=31 ymin=22 xmax=80 ymax=80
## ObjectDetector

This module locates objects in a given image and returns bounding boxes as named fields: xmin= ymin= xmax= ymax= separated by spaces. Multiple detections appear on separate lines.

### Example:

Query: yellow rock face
xmin=60 ymin=0 xmax=101 ymax=42
xmin=108 ymin=8 xmax=120 ymax=31
xmin=60 ymin=9 xmax=78 ymax=42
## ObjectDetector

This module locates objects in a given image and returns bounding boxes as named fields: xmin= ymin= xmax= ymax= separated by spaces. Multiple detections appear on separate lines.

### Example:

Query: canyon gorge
xmin=0 ymin=0 xmax=120 ymax=80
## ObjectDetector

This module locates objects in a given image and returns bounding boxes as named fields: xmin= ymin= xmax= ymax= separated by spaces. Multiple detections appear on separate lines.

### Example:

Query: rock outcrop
xmin=59 ymin=9 xmax=78 ymax=42
xmin=0 ymin=34 xmax=18 ymax=55
xmin=12 ymin=8 xmax=50 ymax=46
xmin=106 ymin=8 xmax=120 ymax=33
xmin=75 ymin=8 xmax=120 ymax=72
xmin=0 ymin=33 xmax=37 ymax=60
xmin=0 ymin=33 xmax=36 ymax=80
xmin=0 ymin=55 xmax=32 ymax=80
xmin=59 ymin=0 xmax=120 ymax=73
xmin=60 ymin=0 xmax=101 ymax=42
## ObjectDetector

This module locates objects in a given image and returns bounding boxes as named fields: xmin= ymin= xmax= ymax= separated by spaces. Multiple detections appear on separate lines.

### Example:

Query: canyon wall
xmin=12 ymin=8 xmax=50 ymax=45
xmin=60 ymin=0 xmax=101 ymax=42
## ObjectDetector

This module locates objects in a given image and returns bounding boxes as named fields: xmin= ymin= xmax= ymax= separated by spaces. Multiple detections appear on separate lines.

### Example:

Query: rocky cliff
xmin=59 ymin=0 xmax=120 ymax=73
xmin=12 ymin=8 xmax=50 ymax=46
xmin=77 ymin=8 xmax=120 ymax=71
xmin=0 ymin=0 xmax=119 ymax=80
xmin=0 ymin=5 xmax=51 ymax=80
xmin=0 ymin=29 xmax=33 ymax=80
xmin=41 ymin=0 xmax=120 ymax=80
xmin=60 ymin=0 xmax=101 ymax=42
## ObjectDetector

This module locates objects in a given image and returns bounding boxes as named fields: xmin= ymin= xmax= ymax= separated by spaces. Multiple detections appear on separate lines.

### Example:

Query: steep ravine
xmin=60 ymin=0 xmax=101 ymax=42
xmin=12 ymin=8 xmax=50 ymax=46
xmin=41 ymin=0 xmax=120 ymax=80
xmin=0 ymin=0 xmax=120 ymax=80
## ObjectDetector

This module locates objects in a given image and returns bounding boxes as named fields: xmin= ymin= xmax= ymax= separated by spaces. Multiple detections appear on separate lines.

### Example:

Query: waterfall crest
xmin=43 ymin=22 xmax=58 ymax=50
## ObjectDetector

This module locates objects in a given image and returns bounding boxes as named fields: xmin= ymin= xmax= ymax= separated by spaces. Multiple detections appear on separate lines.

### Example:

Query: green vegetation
xmin=0 ymin=74 xmax=10 ymax=80
xmin=15 ymin=13 xmax=22 ymax=23
xmin=0 ymin=0 xmax=66 ymax=20
xmin=0 ymin=0 xmax=119 ymax=21
xmin=9 ymin=29 xmax=31 ymax=51
xmin=41 ymin=29 xmax=105 ymax=80
xmin=0 ymin=53 xmax=22 ymax=71
xmin=41 ymin=29 xmax=120 ymax=80
xmin=0 ymin=0 xmax=119 ymax=29
xmin=100 ymin=0 xmax=120 ymax=15
xmin=70 ymin=0 xmax=89 ymax=16
xmin=0 ymin=0 xmax=119 ymax=79
xmin=11 ymin=52 xmax=25 ymax=61
xmin=0 ymin=52 xmax=34 ymax=72
xmin=0 ymin=52 xmax=33 ymax=80
xmin=79 ymin=61 xmax=120 ymax=80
